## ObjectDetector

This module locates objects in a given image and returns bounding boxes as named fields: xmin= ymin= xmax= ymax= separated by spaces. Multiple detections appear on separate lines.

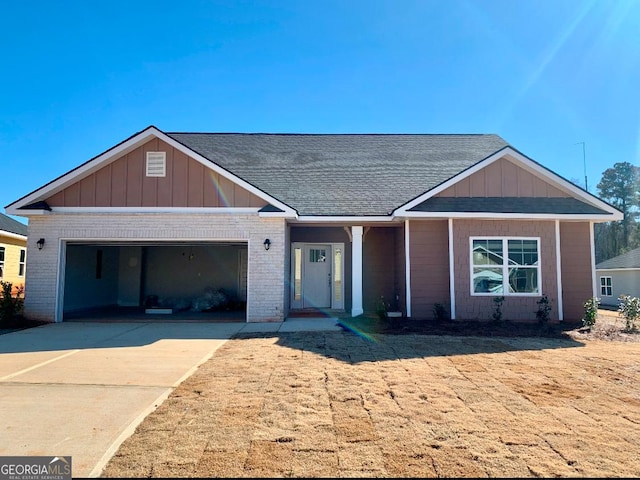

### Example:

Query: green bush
xmin=492 ymin=296 xmax=505 ymax=323
xmin=582 ymin=297 xmax=600 ymax=330
xmin=535 ymin=295 xmax=552 ymax=324
xmin=433 ymin=303 xmax=449 ymax=322
xmin=618 ymin=294 xmax=640 ymax=333
xmin=0 ymin=281 xmax=24 ymax=324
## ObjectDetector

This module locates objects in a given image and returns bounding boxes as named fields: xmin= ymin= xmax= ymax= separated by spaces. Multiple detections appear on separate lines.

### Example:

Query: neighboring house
xmin=5 ymin=126 xmax=623 ymax=323
xmin=0 ymin=212 xmax=28 ymax=291
xmin=596 ymin=247 xmax=640 ymax=307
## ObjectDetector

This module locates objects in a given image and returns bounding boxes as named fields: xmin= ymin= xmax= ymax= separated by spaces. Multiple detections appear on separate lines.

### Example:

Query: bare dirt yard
xmin=101 ymin=310 xmax=640 ymax=478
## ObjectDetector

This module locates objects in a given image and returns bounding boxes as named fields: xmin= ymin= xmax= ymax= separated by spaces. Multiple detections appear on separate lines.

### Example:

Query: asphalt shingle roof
xmin=167 ymin=133 xmax=509 ymax=216
xmin=596 ymin=247 xmax=640 ymax=269
xmin=0 ymin=213 xmax=27 ymax=236
xmin=410 ymin=197 xmax=612 ymax=215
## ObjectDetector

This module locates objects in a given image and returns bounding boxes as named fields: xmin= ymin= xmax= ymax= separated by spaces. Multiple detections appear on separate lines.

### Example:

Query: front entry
xmin=290 ymin=242 xmax=345 ymax=310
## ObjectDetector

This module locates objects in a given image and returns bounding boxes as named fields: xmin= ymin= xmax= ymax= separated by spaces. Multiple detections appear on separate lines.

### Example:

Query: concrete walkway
xmin=0 ymin=318 xmax=341 ymax=478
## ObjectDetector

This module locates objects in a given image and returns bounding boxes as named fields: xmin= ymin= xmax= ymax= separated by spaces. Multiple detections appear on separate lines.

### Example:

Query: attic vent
xmin=146 ymin=152 xmax=166 ymax=177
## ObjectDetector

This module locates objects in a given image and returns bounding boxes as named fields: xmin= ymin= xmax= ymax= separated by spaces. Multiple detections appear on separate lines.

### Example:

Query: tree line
xmin=593 ymin=161 xmax=640 ymax=263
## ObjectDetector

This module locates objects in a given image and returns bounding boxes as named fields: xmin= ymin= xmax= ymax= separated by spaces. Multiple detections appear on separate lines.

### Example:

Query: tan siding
xmin=187 ymin=161 xmax=204 ymax=207
xmin=44 ymin=137 xmax=267 ymax=209
xmin=394 ymin=226 xmax=406 ymax=314
xmin=437 ymin=157 xmax=570 ymax=198
xmin=110 ymin=157 xmax=127 ymax=207
xmin=203 ymin=171 xmax=218 ymax=206
xmin=363 ymin=228 xmax=398 ymax=314
xmin=560 ymin=222 xmax=593 ymax=321
xmin=502 ymin=160 xmax=518 ymax=196
xmin=517 ymin=168 xmax=534 ymax=196
xmin=80 ymin=176 xmax=95 ymax=206
xmin=219 ymin=176 xmax=235 ymax=207
xmin=172 ymin=150 xmax=189 ymax=207
xmin=95 ymin=165 xmax=111 ymax=206
xmin=453 ymin=219 xmax=558 ymax=322
xmin=409 ymin=220 xmax=450 ymax=319
xmin=126 ymin=147 xmax=143 ymax=205
xmin=0 ymin=235 xmax=27 ymax=289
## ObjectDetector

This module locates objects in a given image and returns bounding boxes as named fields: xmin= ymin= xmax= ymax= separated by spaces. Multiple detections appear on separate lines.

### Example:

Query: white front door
xmin=290 ymin=242 xmax=345 ymax=310
xmin=303 ymin=245 xmax=331 ymax=308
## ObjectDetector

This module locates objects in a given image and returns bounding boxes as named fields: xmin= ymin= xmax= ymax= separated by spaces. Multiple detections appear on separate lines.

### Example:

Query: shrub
xmin=0 ymin=281 xmax=24 ymax=324
xmin=535 ymin=295 xmax=552 ymax=324
xmin=375 ymin=295 xmax=389 ymax=321
xmin=582 ymin=297 xmax=600 ymax=330
xmin=618 ymin=294 xmax=640 ymax=333
xmin=433 ymin=303 xmax=449 ymax=322
xmin=492 ymin=296 xmax=505 ymax=323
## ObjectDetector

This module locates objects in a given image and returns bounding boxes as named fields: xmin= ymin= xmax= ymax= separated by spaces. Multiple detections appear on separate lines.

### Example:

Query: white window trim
xmin=599 ymin=276 xmax=613 ymax=297
xmin=0 ymin=244 xmax=5 ymax=279
xmin=146 ymin=151 xmax=166 ymax=177
xmin=470 ymin=236 xmax=542 ymax=297
xmin=18 ymin=248 xmax=26 ymax=277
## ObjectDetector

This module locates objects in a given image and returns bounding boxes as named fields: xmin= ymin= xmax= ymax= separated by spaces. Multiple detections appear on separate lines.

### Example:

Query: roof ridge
xmin=167 ymin=132 xmax=502 ymax=137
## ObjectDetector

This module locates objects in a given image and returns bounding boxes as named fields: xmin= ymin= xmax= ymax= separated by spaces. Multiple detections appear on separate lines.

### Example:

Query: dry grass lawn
xmin=101 ymin=311 xmax=640 ymax=478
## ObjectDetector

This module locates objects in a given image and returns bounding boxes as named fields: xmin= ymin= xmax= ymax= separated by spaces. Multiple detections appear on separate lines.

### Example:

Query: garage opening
xmin=62 ymin=242 xmax=247 ymax=322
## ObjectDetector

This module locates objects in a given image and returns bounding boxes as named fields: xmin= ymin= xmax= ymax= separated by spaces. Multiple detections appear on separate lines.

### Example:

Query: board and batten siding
xmin=436 ymin=157 xmax=569 ymax=198
xmin=45 ymin=138 xmax=266 ymax=209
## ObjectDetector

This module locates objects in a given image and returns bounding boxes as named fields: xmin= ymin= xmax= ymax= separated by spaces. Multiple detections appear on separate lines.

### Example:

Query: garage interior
xmin=62 ymin=242 xmax=247 ymax=322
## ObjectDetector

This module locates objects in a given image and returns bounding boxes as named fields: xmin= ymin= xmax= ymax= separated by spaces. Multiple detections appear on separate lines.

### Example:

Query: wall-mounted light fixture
xmin=263 ymin=238 xmax=271 ymax=251
xmin=36 ymin=238 xmax=45 ymax=250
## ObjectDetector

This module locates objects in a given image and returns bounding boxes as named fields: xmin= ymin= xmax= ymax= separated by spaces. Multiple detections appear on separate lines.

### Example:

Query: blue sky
xmin=2 ymin=0 xmax=639 ymax=224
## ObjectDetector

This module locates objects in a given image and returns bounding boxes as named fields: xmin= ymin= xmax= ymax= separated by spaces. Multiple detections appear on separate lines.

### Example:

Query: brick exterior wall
xmin=24 ymin=213 xmax=286 ymax=323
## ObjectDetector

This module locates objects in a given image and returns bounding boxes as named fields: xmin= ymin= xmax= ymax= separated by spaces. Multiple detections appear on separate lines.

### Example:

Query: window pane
xmin=294 ymin=248 xmax=302 ymax=301
xmin=310 ymin=249 xmax=326 ymax=263
xmin=508 ymin=239 xmax=538 ymax=266
xmin=19 ymin=249 xmax=26 ymax=262
xmin=0 ymin=247 xmax=4 ymax=262
xmin=473 ymin=240 xmax=502 ymax=266
xmin=473 ymin=267 xmax=504 ymax=293
xmin=600 ymin=277 xmax=606 ymax=286
xmin=606 ymin=277 xmax=612 ymax=286
xmin=333 ymin=248 xmax=342 ymax=302
xmin=508 ymin=267 xmax=538 ymax=293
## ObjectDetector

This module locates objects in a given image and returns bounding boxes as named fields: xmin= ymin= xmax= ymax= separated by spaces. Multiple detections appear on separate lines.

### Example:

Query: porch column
xmin=351 ymin=226 xmax=364 ymax=317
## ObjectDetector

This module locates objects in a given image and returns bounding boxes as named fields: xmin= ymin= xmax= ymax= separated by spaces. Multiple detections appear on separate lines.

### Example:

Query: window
xmin=18 ymin=249 xmax=25 ymax=276
xmin=471 ymin=237 xmax=540 ymax=295
xmin=146 ymin=152 xmax=166 ymax=177
xmin=0 ymin=246 xmax=4 ymax=278
xmin=309 ymin=248 xmax=326 ymax=263
xmin=600 ymin=276 xmax=612 ymax=296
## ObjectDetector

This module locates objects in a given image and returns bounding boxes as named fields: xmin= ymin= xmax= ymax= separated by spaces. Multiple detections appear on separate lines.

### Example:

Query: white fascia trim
xmin=6 ymin=126 xmax=296 ymax=217
xmin=0 ymin=231 xmax=27 ymax=241
xmin=295 ymin=215 xmax=396 ymax=223
xmin=394 ymin=147 xmax=623 ymax=219
xmin=49 ymin=206 xmax=261 ymax=215
xmin=401 ymin=211 xmax=618 ymax=221
xmin=596 ymin=268 xmax=640 ymax=272
xmin=258 ymin=211 xmax=298 ymax=218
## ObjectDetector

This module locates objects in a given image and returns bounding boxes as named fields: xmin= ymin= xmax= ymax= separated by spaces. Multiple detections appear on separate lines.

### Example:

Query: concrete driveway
xmin=0 ymin=319 xmax=339 ymax=478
